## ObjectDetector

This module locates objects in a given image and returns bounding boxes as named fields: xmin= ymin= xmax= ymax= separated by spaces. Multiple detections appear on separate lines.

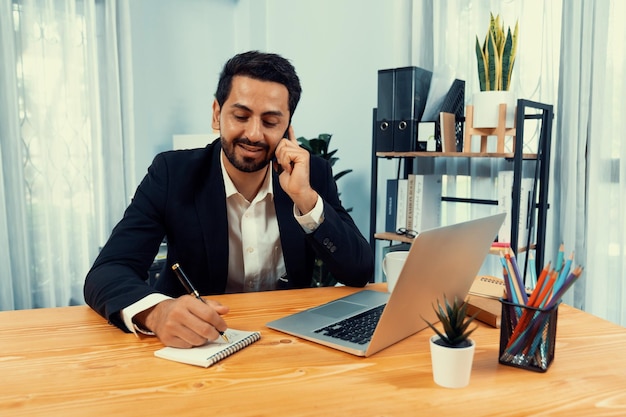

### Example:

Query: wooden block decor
xmin=464 ymin=104 xmax=517 ymax=153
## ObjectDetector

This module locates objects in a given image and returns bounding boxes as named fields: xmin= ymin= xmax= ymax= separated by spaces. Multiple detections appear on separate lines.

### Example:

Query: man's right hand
xmin=134 ymin=296 xmax=230 ymax=348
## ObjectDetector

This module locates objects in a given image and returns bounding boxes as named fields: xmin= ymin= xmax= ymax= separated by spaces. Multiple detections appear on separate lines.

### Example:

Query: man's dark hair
xmin=215 ymin=51 xmax=302 ymax=118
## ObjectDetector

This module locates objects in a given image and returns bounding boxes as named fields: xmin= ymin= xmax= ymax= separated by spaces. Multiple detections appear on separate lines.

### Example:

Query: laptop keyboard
xmin=314 ymin=304 xmax=385 ymax=345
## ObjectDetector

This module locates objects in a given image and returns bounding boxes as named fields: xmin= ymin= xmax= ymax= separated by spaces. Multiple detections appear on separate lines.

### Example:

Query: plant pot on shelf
xmin=429 ymin=335 xmax=475 ymax=388
xmin=472 ymin=91 xmax=516 ymax=128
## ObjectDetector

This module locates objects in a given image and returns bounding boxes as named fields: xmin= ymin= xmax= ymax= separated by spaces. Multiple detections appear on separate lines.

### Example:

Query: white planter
xmin=472 ymin=91 xmax=516 ymax=128
xmin=429 ymin=335 xmax=475 ymax=388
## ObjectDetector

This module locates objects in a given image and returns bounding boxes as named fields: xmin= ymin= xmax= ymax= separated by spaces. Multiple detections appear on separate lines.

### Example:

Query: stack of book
xmin=385 ymin=174 xmax=442 ymax=234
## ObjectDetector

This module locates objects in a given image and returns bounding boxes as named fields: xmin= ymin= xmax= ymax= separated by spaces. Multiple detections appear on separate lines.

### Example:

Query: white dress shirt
xmin=223 ymin=155 xmax=285 ymax=293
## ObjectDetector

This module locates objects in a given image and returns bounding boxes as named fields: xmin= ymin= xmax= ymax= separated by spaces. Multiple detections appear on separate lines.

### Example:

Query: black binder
xmin=393 ymin=66 xmax=432 ymax=151
xmin=375 ymin=69 xmax=395 ymax=152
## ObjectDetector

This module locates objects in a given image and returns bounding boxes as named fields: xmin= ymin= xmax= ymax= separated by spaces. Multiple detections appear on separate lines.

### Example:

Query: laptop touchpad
xmin=311 ymin=301 xmax=366 ymax=318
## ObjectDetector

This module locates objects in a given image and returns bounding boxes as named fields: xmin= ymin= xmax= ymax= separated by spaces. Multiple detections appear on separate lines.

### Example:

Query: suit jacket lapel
xmin=194 ymin=143 xmax=229 ymax=293
xmin=273 ymin=171 xmax=308 ymax=286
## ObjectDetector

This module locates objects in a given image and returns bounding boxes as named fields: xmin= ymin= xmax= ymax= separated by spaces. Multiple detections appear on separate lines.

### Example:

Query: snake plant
xmin=475 ymin=13 xmax=519 ymax=91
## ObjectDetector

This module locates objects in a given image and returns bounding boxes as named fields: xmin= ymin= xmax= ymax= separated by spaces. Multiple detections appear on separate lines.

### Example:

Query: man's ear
xmin=211 ymin=99 xmax=221 ymax=131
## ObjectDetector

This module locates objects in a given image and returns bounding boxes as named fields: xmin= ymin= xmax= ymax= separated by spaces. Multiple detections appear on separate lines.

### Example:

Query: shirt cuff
xmin=294 ymin=194 xmax=324 ymax=234
xmin=121 ymin=293 xmax=172 ymax=336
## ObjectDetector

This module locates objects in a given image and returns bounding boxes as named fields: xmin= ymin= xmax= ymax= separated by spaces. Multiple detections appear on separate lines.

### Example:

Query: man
xmin=84 ymin=51 xmax=374 ymax=348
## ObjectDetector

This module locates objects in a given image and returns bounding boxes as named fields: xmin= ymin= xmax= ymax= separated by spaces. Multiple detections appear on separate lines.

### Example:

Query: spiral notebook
xmin=154 ymin=329 xmax=261 ymax=367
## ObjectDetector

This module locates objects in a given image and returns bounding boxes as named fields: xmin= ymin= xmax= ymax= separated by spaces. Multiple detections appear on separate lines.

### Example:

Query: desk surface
xmin=1 ymin=284 xmax=626 ymax=416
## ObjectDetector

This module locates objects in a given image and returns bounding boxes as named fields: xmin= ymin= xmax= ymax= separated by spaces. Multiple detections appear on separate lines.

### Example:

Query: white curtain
xmin=0 ymin=0 xmax=134 ymax=310
xmin=556 ymin=0 xmax=626 ymax=325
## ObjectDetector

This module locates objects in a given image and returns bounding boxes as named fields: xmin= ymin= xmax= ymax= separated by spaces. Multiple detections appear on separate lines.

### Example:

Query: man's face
xmin=213 ymin=75 xmax=290 ymax=173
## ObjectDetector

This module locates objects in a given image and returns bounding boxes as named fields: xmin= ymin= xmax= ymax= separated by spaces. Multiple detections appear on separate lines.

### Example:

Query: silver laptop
xmin=266 ymin=213 xmax=505 ymax=357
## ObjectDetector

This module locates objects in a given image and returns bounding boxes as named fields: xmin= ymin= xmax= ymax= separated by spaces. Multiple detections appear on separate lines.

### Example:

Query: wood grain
xmin=1 ymin=284 xmax=625 ymax=416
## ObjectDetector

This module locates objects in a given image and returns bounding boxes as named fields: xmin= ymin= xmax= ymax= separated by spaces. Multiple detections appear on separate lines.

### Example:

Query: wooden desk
xmin=1 ymin=284 xmax=626 ymax=416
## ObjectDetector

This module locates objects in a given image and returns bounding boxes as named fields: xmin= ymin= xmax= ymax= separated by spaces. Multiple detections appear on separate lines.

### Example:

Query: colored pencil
xmin=555 ymin=243 xmax=565 ymax=273
xmin=556 ymin=251 xmax=574 ymax=290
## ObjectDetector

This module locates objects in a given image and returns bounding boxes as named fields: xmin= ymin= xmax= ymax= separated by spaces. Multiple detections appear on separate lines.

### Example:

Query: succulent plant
xmin=424 ymin=295 xmax=478 ymax=348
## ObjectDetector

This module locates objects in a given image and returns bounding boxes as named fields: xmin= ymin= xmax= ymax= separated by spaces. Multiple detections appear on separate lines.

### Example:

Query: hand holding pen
xmin=172 ymin=263 xmax=229 ymax=342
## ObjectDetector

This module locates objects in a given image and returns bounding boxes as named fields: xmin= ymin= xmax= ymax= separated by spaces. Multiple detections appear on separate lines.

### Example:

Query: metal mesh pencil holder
xmin=498 ymin=299 xmax=559 ymax=372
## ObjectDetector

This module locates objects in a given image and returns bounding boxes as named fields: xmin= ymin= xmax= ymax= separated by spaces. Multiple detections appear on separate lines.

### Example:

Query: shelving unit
xmin=369 ymin=99 xmax=554 ymax=282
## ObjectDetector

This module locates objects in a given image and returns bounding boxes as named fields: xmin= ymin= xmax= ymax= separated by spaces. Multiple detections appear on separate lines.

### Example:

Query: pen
xmin=171 ymin=263 xmax=229 ymax=342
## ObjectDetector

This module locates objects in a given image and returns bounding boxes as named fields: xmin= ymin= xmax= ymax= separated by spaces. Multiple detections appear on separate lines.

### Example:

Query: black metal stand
xmin=369 ymin=99 xmax=554 ymax=283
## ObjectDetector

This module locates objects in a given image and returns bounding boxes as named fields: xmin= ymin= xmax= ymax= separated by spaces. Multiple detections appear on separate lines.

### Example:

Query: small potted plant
xmin=424 ymin=295 xmax=479 ymax=388
xmin=472 ymin=13 xmax=519 ymax=128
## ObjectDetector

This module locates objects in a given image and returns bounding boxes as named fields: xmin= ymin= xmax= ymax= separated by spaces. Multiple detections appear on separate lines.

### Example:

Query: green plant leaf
xmin=317 ymin=133 xmax=332 ymax=142
xmin=503 ymin=22 xmax=519 ymax=90
xmin=486 ymin=31 xmax=498 ymax=90
xmin=424 ymin=318 xmax=447 ymax=342
xmin=424 ymin=296 xmax=478 ymax=347
xmin=309 ymin=138 xmax=328 ymax=155
xmin=501 ymin=28 xmax=514 ymax=91
xmin=297 ymin=137 xmax=313 ymax=152
xmin=333 ymin=169 xmax=353 ymax=182
xmin=475 ymin=36 xmax=487 ymax=91
xmin=326 ymin=149 xmax=339 ymax=159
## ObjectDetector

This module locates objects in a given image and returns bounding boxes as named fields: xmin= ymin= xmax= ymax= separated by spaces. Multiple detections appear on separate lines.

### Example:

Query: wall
xmin=127 ymin=0 xmax=235 ymax=183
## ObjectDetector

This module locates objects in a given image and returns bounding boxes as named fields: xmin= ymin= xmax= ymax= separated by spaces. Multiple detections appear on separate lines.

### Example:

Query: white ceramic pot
xmin=472 ymin=91 xmax=516 ymax=128
xmin=429 ymin=335 xmax=475 ymax=388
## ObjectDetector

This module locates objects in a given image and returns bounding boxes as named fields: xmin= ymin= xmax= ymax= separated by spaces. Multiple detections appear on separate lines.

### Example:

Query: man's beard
xmin=221 ymin=136 xmax=272 ymax=173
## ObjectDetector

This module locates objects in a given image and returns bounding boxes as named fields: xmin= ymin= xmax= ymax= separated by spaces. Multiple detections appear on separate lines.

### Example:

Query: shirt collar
xmin=220 ymin=150 xmax=274 ymax=202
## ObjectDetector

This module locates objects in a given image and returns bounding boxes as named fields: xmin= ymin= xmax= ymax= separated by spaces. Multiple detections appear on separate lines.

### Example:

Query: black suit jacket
xmin=84 ymin=139 xmax=374 ymax=331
